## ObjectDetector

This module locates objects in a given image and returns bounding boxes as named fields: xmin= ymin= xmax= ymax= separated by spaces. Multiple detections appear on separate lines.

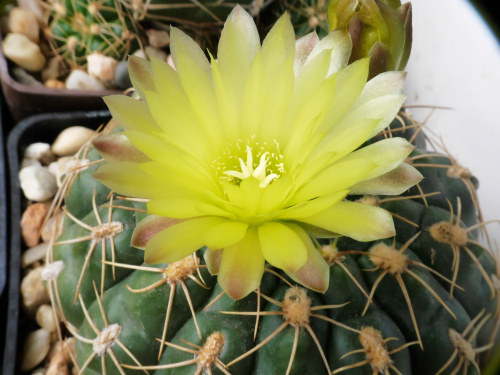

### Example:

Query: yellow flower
xmin=94 ymin=6 xmax=421 ymax=300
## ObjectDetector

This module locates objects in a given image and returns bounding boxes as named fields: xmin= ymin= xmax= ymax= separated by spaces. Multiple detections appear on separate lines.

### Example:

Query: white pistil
xmin=223 ymin=145 xmax=279 ymax=188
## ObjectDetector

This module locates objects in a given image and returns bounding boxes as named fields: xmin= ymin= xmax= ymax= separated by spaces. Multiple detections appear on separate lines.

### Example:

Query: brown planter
xmin=0 ymin=33 xmax=120 ymax=124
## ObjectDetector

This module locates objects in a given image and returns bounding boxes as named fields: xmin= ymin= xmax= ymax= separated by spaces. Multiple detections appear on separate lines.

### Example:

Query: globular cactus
xmin=44 ymin=0 xmax=138 ymax=69
xmin=45 ymin=5 xmax=499 ymax=375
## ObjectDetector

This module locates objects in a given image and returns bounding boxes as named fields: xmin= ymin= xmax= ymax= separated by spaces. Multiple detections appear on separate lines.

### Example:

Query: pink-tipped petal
xmin=349 ymin=162 xmax=423 ymax=195
xmin=93 ymin=133 xmax=149 ymax=163
xmin=294 ymin=32 xmax=320 ymax=75
xmin=131 ymin=215 xmax=182 ymax=249
xmin=204 ymin=248 xmax=222 ymax=275
xmin=285 ymin=224 xmax=329 ymax=293
xmin=218 ymin=228 xmax=265 ymax=300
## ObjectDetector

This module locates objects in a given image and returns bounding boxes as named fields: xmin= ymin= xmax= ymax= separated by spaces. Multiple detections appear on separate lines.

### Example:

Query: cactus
xmin=44 ymin=0 xmax=140 ymax=69
xmin=46 ymin=5 xmax=499 ymax=375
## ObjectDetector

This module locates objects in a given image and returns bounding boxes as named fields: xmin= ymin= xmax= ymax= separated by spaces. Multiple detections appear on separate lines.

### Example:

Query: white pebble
xmin=21 ymin=267 xmax=50 ymax=314
xmin=145 ymin=46 xmax=167 ymax=61
xmin=2 ymin=33 xmax=45 ymax=72
xmin=132 ymin=49 xmax=146 ymax=59
xmin=19 ymin=165 xmax=58 ymax=202
xmin=22 ymin=242 xmax=49 ymax=268
xmin=51 ymin=127 xmax=95 ymax=156
xmin=87 ymin=52 xmax=118 ymax=81
xmin=36 ymin=305 xmax=58 ymax=333
xmin=24 ymin=142 xmax=55 ymax=164
xmin=65 ymin=69 xmax=106 ymax=91
xmin=17 ymin=0 xmax=45 ymax=27
xmin=20 ymin=158 xmax=41 ymax=170
xmin=48 ymin=161 xmax=58 ymax=178
xmin=20 ymin=329 xmax=51 ymax=371
xmin=146 ymin=29 xmax=170 ymax=48
xmin=8 ymin=7 xmax=39 ymax=43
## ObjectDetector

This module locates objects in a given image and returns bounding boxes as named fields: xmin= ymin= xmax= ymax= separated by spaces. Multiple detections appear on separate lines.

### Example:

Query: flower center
xmin=213 ymin=138 xmax=285 ymax=188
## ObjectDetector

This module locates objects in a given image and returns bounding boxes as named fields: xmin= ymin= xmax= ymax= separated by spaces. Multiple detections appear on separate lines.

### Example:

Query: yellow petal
xmin=346 ymin=94 xmax=407 ymax=136
xmin=319 ymin=57 xmax=370 ymax=134
xmin=139 ymin=161 xmax=219 ymax=198
xmin=93 ymin=161 xmax=167 ymax=199
xmin=258 ymin=222 xmax=308 ymax=273
xmin=217 ymin=5 xmax=260 ymax=91
xmin=170 ymin=28 xmax=225 ymax=149
xmin=103 ymin=95 xmax=160 ymax=133
xmin=342 ymin=137 xmax=414 ymax=180
xmin=147 ymin=198 xmax=229 ymax=220
xmin=128 ymin=56 xmax=154 ymax=100
xmin=218 ymin=228 xmax=265 ymax=300
xmin=300 ymin=201 xmax=395 ymax=242
xmin=170 ymin=27 xmax=211 ymax=76
xmin=144 ymin=217 xmax=225 ymax=264
xmin=310 ymin=118 xmax=380 ymax=168
xmin=203 ymin=221 xmax=249 ymax=249
xmin=279 ymin=190 xmax=347 ymax=220
xmin=261 ymin=12 xmax=296 ymax=78
xmin=289 ymin=158 xmax=375 ymax=204
xmin=143 ymin=90 xmax=213 ymax=161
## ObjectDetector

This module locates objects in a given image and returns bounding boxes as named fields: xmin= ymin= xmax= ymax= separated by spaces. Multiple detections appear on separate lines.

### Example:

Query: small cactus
xmin=45 ymin=0 xmax=138 ymax=69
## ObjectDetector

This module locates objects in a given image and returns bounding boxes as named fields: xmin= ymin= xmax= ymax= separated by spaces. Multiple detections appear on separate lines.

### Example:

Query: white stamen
xmin=260 ymin=173 xmax=279 ymax=188
xmin=245 ymin=146 xmax=253 ymax=172
xmin=252 ymin=152 xmax=269 ymax=181
xmin=219 ymin=139 xmax=284 ymax=188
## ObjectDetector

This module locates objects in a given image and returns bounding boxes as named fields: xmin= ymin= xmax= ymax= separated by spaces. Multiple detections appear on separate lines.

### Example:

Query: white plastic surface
xmin=404 ymin=0 xmax=500 ymax=250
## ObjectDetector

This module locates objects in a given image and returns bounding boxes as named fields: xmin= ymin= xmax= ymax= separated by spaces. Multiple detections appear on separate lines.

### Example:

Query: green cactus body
xmin=46 ymin=0 xmax=136 ymax=68
xmin=49 ymin=112 xmax=499 ymax=375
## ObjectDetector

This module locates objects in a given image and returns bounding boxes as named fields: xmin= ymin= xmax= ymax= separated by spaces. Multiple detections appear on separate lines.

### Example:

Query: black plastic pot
xmin=0 ymin=79 xmax=10 ymax=363
xmin=3 ymin=110 xmax=110 ymax=374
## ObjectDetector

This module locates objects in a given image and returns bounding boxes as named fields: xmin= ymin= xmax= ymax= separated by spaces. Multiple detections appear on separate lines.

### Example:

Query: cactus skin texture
xmin=48 ymin=111 xmax=499 ymax=375
xmin=45 ymin=0 xmax=137 ymax=69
